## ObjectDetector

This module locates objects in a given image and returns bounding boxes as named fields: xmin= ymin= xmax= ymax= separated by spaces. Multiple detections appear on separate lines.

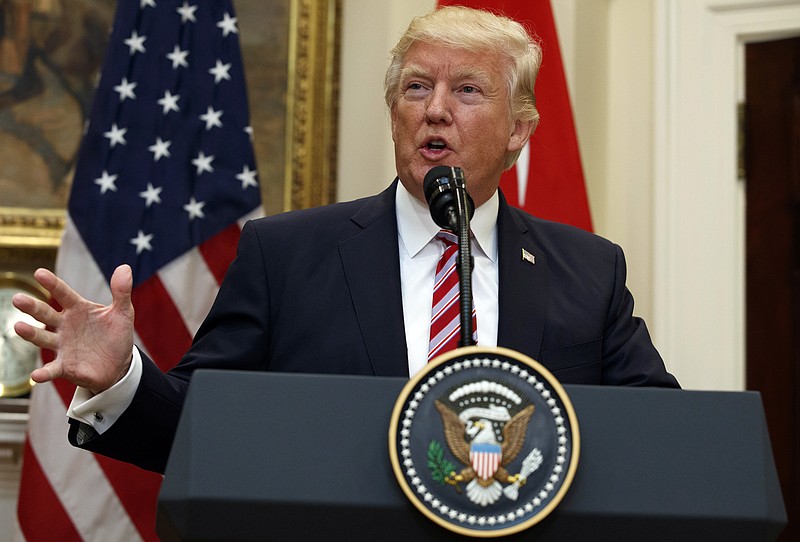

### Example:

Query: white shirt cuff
xmin=66 ymin=347 xmax=143 ymax=435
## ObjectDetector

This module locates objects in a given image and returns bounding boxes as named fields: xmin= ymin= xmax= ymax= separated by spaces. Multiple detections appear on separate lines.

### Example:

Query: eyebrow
xmin=400 ymin=63 xmax=494 ymax=87
xmin=399 ymin=64 xmax=432 ymax=83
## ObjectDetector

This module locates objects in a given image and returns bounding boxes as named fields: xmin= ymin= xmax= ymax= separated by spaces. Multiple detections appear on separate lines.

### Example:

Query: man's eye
xmin=461 ymin=85 xmax=478 ymax=94
xmin=407 ymin=82 xmax=424 ymax=91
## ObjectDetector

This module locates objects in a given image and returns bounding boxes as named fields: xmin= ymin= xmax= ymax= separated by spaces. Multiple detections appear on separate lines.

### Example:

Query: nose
xmin=425 ymin=85 xmax=453 ymax=124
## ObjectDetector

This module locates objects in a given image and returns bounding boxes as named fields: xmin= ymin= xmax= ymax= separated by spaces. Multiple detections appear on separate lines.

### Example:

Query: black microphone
xmin=423 ymin=165 xmax=474 ymax=232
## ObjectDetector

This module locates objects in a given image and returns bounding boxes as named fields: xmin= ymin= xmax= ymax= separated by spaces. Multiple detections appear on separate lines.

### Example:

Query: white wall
xmin=337 ymin=0 xmax=436 ymax=202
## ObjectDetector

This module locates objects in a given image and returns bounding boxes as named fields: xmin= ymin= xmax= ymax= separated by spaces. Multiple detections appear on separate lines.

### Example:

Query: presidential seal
xmin=389 ymin=346 xmax=579 ymax=538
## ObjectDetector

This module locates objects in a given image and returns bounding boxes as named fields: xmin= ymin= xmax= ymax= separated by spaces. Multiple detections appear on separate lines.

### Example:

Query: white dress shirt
xmin=68 ymin=183 xmax=501 ymax=431
xmin=395 ymin=182 xmax=499 ymax=377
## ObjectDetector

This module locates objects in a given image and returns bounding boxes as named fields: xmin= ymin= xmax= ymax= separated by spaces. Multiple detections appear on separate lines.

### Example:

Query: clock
xmin=0 ymin=272 xmax=48 ymax=397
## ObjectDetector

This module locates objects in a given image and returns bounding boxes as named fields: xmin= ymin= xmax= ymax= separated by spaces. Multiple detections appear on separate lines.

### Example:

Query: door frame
xmin=653 ymin=0 xmax=800 ymax=390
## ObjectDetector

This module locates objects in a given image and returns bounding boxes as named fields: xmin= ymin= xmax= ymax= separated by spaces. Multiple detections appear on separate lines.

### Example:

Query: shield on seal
xmin=470 ymin=442 xmax=502 ymax=480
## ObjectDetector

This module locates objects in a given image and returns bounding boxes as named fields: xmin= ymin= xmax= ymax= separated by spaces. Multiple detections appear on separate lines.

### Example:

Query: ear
xmin=507 ymin=118 xmax=535 ymax=153
xmin=390 ymin=105 xmax=399 ymax=143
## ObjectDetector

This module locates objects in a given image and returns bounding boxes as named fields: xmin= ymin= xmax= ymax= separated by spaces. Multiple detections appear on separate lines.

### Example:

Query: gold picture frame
xmin=0 ymin=0 xmax=340 ymax=269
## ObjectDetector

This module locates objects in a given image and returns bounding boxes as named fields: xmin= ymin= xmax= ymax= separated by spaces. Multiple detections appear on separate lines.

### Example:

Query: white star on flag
xmin=103 ymin=123 xmax=127 ymax=147
xmin=138 ymin=183 xmax=163 ymax=207
xmin=209 ymin=60 xmax=232 ymax=83
xmin=148 ymin=137 xmax=172 ymax=161
xmin=114 ymin=77 xmax=137 ymax=101
xmin=167 ymin=45 xmax=189 ymax=69
xmin=200 ymin=106 xmax=223 ymax=130
xmin=130 ymin=229 xmax=154 ymax=254
xmin=94 ymin=170 xmax=118 ymax=194
xmin=217 ymin=12 xmax=238 ymax=36
xmin=183 ymin=197 xmax=206 ymax=220
xmin=236 ymin=164 xmax=258 ymax=189
xmin=124 ymin=30 xmax=146 ymax=55
xmin=158 ymin=90 xmax=180 ymax=114
xmin=140 ymin=0 xmax=156 ymax=8
xmin=192 ymin=151 xmax=215 ymax=174
xmin=177 ymin=1 xmax=198 ymax=23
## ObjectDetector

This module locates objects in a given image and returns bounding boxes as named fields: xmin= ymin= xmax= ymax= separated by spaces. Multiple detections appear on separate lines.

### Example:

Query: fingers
xmin=32 ymin=268 xmax=83 ymax=310
xmin=13 ymin=320 xmax=59 ymax=351
xmin=30 ymin=363 xmax=62 ymax=384
xmin=12 ymin=265 xmax=136 ymax=392
xmin=12 ymin=292 xmax=59 ymax=328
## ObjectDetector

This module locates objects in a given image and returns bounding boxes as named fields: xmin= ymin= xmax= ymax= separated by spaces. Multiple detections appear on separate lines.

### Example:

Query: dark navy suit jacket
xmin=70 ymin=182 xmax=678 ymax=472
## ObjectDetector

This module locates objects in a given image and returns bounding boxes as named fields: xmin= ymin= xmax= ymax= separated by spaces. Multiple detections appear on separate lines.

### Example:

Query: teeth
xmin=428 ymin=141 xmax=446 ymax=150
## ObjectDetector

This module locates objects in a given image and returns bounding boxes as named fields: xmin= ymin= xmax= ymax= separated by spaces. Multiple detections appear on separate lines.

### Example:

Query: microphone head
xmin=423 ymin=166 xmax=474 ymax=231
xmin=423 ymin=166 xmax=458 ymax=205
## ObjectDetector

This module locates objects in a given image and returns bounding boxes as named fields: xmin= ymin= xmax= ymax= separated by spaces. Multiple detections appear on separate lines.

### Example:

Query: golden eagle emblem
xmin=433 ymin=382 xmax=543 ymax=507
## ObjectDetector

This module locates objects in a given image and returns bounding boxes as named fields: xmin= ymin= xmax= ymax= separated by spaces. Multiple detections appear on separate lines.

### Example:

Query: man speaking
xmin=13 ymin=6 xmax=679 ymax=474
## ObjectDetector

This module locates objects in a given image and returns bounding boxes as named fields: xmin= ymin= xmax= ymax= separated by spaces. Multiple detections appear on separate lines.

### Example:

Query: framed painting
xmin=0 ymin=0 xmax=340 ymax=269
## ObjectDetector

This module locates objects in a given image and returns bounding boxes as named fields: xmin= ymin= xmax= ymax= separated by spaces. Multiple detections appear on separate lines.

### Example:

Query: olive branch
xmin=427 ymin=440 xmax=457 ymax=485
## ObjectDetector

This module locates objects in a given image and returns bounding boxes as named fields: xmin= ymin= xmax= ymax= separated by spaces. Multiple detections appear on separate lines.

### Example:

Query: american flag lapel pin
xmin=521 ymin=248 xmax=535 ymax=265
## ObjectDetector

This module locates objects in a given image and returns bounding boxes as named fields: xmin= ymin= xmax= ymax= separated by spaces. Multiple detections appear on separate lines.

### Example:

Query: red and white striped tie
xmin=428 ymin=230 xmax=477 ymax=361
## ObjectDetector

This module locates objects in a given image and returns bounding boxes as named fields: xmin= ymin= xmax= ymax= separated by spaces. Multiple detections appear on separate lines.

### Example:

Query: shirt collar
xmin=395 ymin=181 xmax=498 ymax=261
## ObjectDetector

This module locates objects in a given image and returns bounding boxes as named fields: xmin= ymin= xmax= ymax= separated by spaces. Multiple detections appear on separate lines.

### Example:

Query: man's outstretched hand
xmin=12 ymin=265 xmax=136 ymax=395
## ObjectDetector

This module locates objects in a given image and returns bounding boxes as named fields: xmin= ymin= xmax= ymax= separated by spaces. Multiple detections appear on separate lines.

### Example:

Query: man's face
xmin=390 ymin=41 xmax=532 ymax=208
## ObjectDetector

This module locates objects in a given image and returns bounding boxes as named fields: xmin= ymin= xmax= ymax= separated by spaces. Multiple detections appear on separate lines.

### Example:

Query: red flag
xmin=438 ymin=0 xmax=592 ymax=231
xmin=16 ymin=0 xmax=262 ymax=540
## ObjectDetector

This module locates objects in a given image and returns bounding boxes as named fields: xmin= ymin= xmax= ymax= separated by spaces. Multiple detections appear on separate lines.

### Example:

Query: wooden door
xmin=745 ymin=36 xmax=800 ymax=542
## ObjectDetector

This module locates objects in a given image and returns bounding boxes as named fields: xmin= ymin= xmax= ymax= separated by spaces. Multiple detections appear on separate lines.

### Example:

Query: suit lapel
xmin=338 ymin=182 xmax=409 ymax=376
xmin=496 ymin=196 xmax=548 ymax=361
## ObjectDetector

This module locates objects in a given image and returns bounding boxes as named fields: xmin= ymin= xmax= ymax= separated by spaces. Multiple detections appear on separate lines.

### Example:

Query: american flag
xmin=15 ymin=0 xmax=262 ymax=540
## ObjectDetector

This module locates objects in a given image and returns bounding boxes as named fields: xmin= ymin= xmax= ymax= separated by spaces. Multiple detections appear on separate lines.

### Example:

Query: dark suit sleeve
xmin=68 ymin=355 xmax=187 ymax=473
xmin=600 ymin=244 xmax=679 ymax=387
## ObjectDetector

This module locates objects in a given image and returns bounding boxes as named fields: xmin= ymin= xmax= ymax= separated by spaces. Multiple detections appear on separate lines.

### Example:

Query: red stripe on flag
xmin=17 ymin=442 xmax=82 ymax=542
xmin=131 ymin=275 xmax=193 ymax=371
xmin=94 ymin=456 xmax=162 ymax=542
xmin=200 ymin=223 xmax=242 ymax=283
xmin=51 ymin=379 xmax=77 ymax=413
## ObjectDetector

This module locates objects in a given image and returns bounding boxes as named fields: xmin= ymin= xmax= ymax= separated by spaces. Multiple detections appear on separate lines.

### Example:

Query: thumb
xmin=109 ymin=264 xmax=133 ymax=311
